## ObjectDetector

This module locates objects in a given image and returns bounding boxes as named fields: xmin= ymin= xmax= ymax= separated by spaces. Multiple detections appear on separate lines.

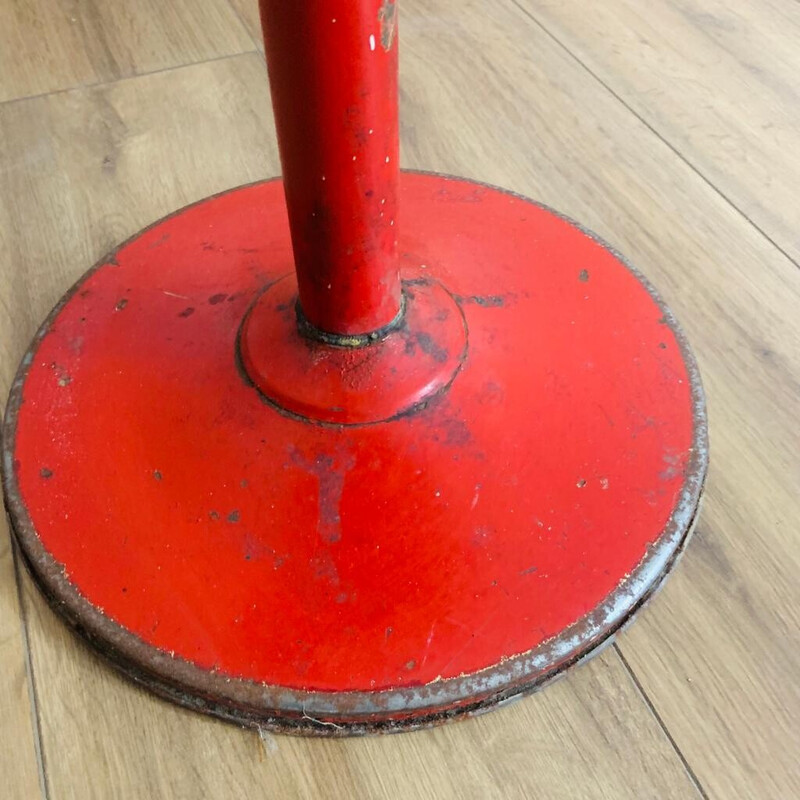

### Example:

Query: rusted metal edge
xmin=1 ymin=171 xmax=709 ymax=736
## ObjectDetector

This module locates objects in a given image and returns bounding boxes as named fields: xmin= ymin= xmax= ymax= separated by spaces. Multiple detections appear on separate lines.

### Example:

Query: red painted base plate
xmin=2 ymin=172 xmax=707 ymax=734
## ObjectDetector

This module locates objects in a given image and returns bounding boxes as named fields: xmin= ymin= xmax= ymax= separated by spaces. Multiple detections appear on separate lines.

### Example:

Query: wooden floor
xmin=1 ymin=0 xmax=798 ymax=797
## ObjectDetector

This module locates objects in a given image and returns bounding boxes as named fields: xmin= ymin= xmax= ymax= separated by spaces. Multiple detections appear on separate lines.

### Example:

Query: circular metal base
xmin=2 ymin=172 xmax=707 ymax=735
xmin=239 ymin=274 xmax=467 ymax=424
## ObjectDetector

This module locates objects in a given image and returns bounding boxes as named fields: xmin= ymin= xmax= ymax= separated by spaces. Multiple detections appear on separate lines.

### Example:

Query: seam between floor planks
xmin=0 ymin=50 xmax=257 ymax=113
xmin=12 ymin=541 xmax=50 ymax=800
xmin=614 ymin=644 xmax=709 ymax=800
xmin=509 ymin=0 xmax=800 ymax=273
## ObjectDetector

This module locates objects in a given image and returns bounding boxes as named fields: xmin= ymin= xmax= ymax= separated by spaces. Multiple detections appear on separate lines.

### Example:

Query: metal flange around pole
xmin=2 ymin=0 xmax=707 ymax=735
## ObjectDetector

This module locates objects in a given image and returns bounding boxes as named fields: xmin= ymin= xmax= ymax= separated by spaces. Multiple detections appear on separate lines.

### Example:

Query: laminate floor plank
xmin=0 ymin=0 xmax=254 ymax=104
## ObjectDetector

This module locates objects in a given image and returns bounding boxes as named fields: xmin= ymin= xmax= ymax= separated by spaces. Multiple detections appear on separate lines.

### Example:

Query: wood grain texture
xmin=227 ymin=0 xmax=264 ymax=49
xmin=1 ymin=0 xmax=799 ymax=797
xmin=0 ymin=52 xmax=52 ymax=800
xmin=1 ymin=51 xmax=702 ymax=800
xmin=0 ymin=0 xmax=254 ymax=103
xmin=0 ymin=529 xmax=41 ymax=799
xmin=515 ymin=0 xmax=800 ymax=262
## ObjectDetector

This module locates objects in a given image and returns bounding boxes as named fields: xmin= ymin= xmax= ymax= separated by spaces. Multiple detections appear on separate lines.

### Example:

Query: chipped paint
xmin=378 ymin=0 xmax=397 ymax=51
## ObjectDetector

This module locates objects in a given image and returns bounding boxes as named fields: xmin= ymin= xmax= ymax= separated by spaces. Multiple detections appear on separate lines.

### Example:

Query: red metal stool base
xmin=3 ymin=172 xmax=707 ymax=734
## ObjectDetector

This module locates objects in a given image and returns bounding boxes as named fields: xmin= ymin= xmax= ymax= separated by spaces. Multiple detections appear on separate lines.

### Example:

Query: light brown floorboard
xmin=0 ymin=0 xmax=254 ymax=104
xmin=514 ymin=0 xmax=800 ymax=263
xmin=0 ymin=527 xmax=42 ymax=799
xmin=227 ymin=0 xmax=264 ymax=50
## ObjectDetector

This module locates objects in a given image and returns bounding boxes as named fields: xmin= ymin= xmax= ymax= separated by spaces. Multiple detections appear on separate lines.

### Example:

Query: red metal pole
xmin=258 ymin=0 xmax=401 ymax=337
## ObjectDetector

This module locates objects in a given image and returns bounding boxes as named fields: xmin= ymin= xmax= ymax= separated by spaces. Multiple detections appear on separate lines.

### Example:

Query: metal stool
xmin=2 ymin=1 xmax=707 ymax=734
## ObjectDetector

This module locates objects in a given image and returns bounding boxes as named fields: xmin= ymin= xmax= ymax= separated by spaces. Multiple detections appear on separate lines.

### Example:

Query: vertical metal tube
xmin=258 ymin=0 xmax=401 ymax=337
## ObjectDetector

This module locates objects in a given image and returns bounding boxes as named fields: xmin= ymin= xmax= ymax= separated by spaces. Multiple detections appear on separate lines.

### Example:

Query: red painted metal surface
xmin=2 ymin=0 xmax=707 ymax=734
xmin=3 ymin=175 xmax=707 ymax=732
xmin=240 ymin=273 xmax=466 ymax=424
xmin=259 ymin=0 xmax=401 ymax=336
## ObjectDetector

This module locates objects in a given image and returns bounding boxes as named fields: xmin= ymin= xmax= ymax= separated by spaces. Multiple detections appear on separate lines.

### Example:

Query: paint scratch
xmin=471 ymin=484 xmax=481 ymax=510
xmin=421 ymin=622 xmax=437 ymax=667
xmin=302 ymin=705 xmax=344 ymax=730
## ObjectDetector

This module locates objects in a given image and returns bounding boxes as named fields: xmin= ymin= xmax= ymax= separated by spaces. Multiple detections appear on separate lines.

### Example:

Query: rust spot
xmin=289 ymin=446 xmax=355 ymax=545
xmin=434 ymin=308 xmax=450 ymax=323
xmin=455 ymin=294 xmax=507 ymax=308
xmin=576 ymin=479 xmax=587 ymax=488
xmin=416 ymin=332 xmax=448 ymax=363
xmin=659 ymin=465 xmax=681 ymax=481
xmin=40 ymin=468 xmax=53 ymax=479
xmin=579 ymin=269 xmax=589 ymax=282
xmin=227 ymin=510 xmax=241 ymax=523
xmin=153 ymin=470 xmax=163 ymax=481
xmin=658 ymin=342 xmax=667 ymax=349
xmin=520 ymin=565 xmax=538 ymax=575
xmin=434 ymin=416 xmax=470 ymax=447
xmin=178 ymin=307 xmax=195 ymax=318
xmin=209 ymin=510 xmax=220 ymax=521
xmin=209 ymin=293 xmax=227 ymax=305
xmin=315 ymin=455 xmax=344 ymax=543
xmin=378 ymin=0 xmax=397 ymax=51
xmin=115 ymin=298 xmax=128 ymax=311
xmin=473 ymin=296 xmax=504 ymax=307
xmin=405 ymin=659 xmax=416 ymax=670
xmin=240 ymin=479 xmax=249 ymax=488
xmin=147 ymin=234 xmax=170 ymax=250
xmin=311 ymin=553 xmax=340 ymax=587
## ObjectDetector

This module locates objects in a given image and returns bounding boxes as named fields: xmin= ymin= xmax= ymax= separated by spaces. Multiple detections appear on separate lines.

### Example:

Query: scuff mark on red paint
xmin=379 ymin=0 xmax=397 ymax=51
